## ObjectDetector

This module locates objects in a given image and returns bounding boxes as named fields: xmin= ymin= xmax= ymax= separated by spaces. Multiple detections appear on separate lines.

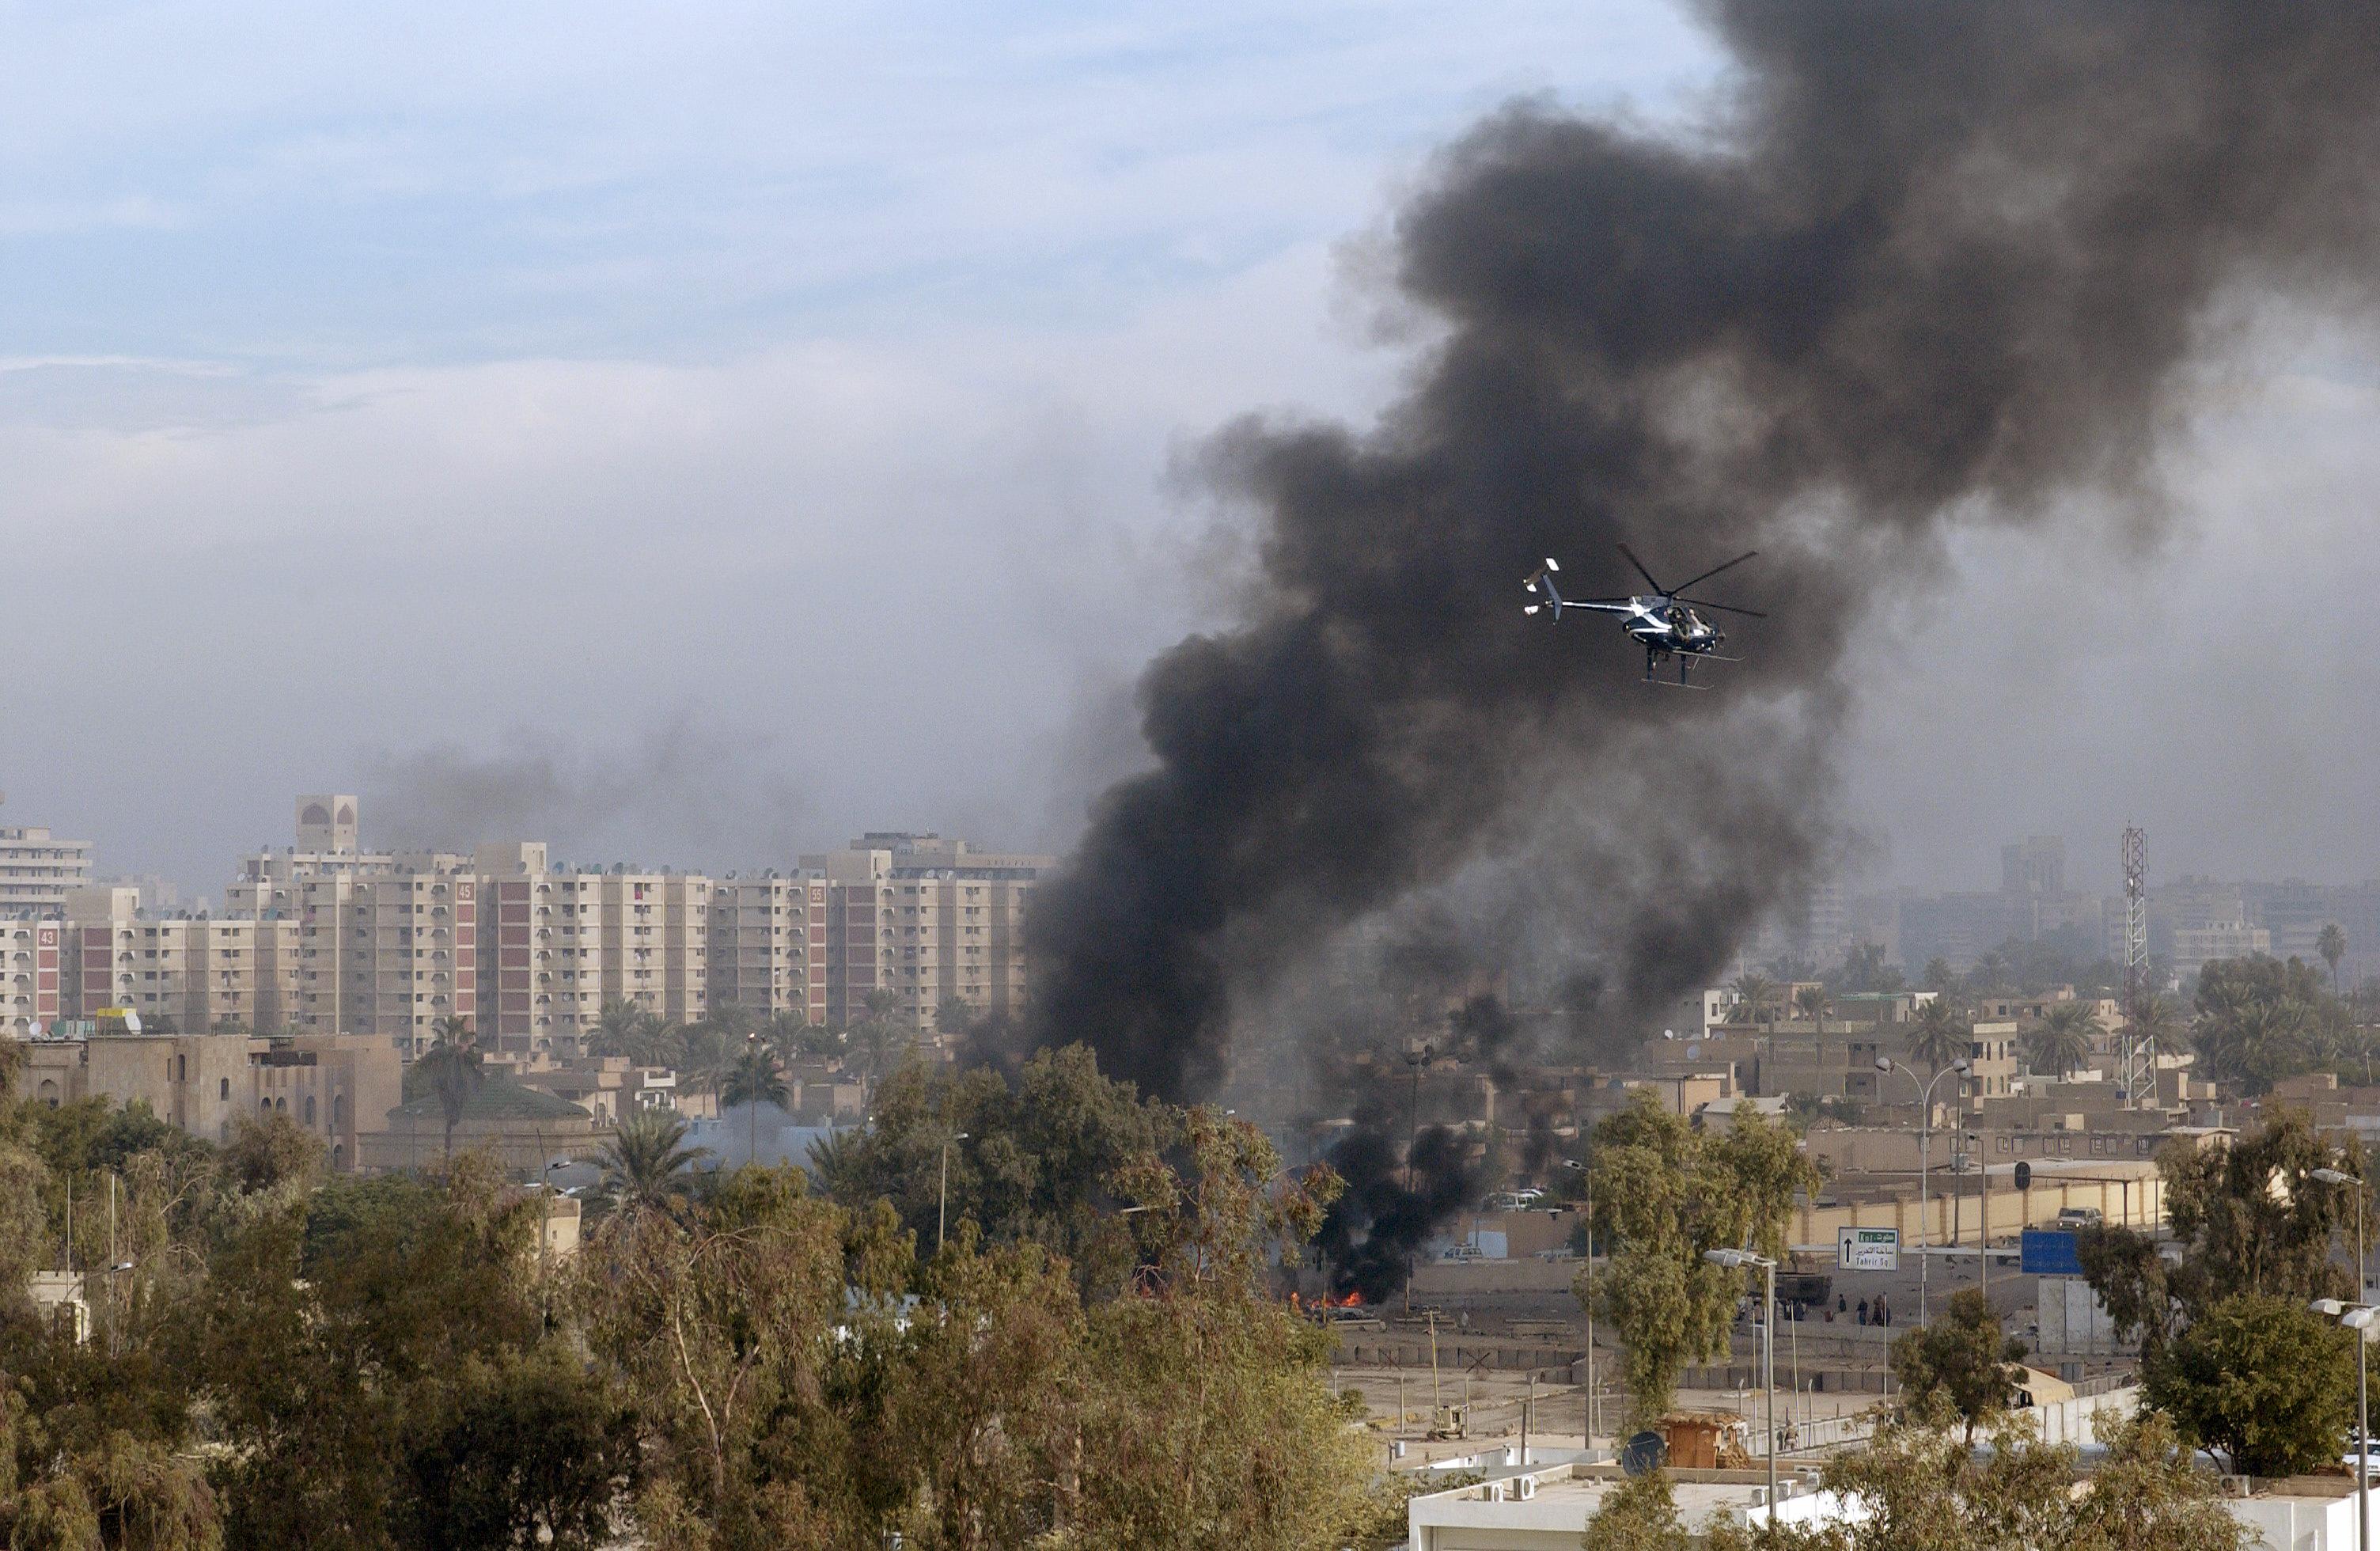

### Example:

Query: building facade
xmin=21 ymin=1030 xmax=402 ymax=1172
xmin=707 ymin=872 xmax=826 ymax=1025
xmin=2 ymin=918 xmax=62 ymax=1036
xmin=802 ymin=833 xmax=1048 ymax=1030
xmin=0 ymin=793 xmax=93 ymax=917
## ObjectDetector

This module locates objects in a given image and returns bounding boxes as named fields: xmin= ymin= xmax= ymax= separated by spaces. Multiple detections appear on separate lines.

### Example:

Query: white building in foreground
xmin=1407 ymin=1462 xmax=1859 ymax=1549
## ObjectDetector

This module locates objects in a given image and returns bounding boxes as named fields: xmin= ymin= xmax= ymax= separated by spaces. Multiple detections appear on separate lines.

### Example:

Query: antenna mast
xmin=2120 ymin=825 xmax=2151 ymax=1105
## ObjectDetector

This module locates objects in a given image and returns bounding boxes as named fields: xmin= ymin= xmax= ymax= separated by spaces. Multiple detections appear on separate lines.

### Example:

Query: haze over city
xmin=14 ymin=9 xmax=2380 ymax=1549
xmin=3 ymin=2 xmax=2375 ymax=904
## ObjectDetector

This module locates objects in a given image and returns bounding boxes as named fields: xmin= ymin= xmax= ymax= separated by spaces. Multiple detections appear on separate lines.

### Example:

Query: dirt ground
xmin=1330 ymin=1361 xmax=1886 ymax=1470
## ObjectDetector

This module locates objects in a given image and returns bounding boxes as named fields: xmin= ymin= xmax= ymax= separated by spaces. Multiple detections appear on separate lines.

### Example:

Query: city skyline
xmin=3 ymin=6 xmax=2380 ymax=916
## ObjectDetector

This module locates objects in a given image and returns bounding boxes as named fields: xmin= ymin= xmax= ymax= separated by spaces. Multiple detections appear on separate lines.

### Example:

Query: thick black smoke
xmin=1029 ymin=2 xmax=2380 ymax=1103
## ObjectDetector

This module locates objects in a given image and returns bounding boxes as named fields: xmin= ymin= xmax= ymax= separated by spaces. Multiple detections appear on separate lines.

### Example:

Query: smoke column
xmin=1029 ymin=1 xmax=2380 ymax=1102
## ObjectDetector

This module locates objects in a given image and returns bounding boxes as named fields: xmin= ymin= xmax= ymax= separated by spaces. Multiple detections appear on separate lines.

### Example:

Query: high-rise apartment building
xmin=62 ymin=886 xmax=301 ymax=1035
xmin=2 ymin=918 xmax=62 ymax=1036
xmin=802 ymin=833 xmax=1048 ymax=1030
xmin=223 ymin=798 xmax=475 ymax=1056
xmin=600 ymin=872 xmax=709 ymax=1026
xmin=707 ymin=872 xmax=826 ymax=1025
xmin=0 ymin=793 xmax=93 ymax=917
xmin=474 ymin=848 xmax=713 ymax=1057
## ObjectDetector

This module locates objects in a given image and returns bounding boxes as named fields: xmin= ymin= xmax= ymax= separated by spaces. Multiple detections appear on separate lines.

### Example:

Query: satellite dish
xmin=121 ymin=1011 xmax=142 ymax=1034
xmin=1662 ymin=1029 xmax=1677 ymax=1041
xmin=25 ymin=1021 xmax=41 ymax=1040
xmin=1621 ymin=1430 xmax=1666 ymax=1478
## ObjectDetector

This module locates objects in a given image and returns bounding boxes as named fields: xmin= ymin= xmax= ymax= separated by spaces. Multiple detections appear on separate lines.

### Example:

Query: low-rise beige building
xmin=362 ymin=1077 xmax=608 ymax=1175
xmin=21 ymin=1031 xmax=402 ymax=1172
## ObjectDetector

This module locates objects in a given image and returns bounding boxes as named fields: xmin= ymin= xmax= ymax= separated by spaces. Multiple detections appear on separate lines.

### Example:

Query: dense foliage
xmin=0 ymin=1045 xmax=1378 ymax=1551
xmin=1575 ymin=1090 xmax=1822 ymax=1422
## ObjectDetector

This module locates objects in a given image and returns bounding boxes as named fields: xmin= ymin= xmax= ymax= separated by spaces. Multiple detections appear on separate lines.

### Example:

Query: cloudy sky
xmin=2 ymin=2 xmax=2374 ymax=904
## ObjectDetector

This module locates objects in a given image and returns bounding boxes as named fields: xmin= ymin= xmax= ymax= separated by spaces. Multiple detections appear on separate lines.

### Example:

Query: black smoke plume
xmin=1029 ymin=2 xmax=2380 ymax=1104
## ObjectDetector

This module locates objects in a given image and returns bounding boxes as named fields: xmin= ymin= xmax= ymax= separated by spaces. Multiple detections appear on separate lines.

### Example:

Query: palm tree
xmin=2195 ymin=999 xmax=2312 ymax=1093
xmin=597 ymin=1109 xmax=711 ymax=1216
xmin=1793 ymin=984 xmax=1828 ymax=1038
xmin=805 ymin=1126 xmax=863 ymax=1198
xmin=1921 ymin=957 xmax=1956 ymax=994
xmin=1733 ymin=972 xmax=1780 ymax=1094
xmin=760 ymin=1010 xmax=809 ymax=1065
xmin=416 ymin=1014 xmax=484 ymax=1159
xmin=1907 ymin=997 xmax=1970 ymax=1074
xmin=675 ymin=1022 xmax=733 ymax=1097
xmin=2023 ymin=1003 xmax=2097 ymax=1081
xmin=2129 ymin=992 xmax=2185 ymax=1056
xmin=719 ymin=1044 xmax=789 ymax=1166
xmin=2321 ymin=923 xmax=2348 ymax=998
xmin=591 ymin=998 xmax=651 ymax=1060
xmin=847 ymin=996 xmax=915 ymax=1102
xmin=1972 ymin=951 xmax=2010 ymax=996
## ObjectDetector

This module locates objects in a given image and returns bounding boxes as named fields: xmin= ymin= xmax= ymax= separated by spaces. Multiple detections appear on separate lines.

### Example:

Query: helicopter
xmin=1522 ymin=543 xmax=1764 ymax=686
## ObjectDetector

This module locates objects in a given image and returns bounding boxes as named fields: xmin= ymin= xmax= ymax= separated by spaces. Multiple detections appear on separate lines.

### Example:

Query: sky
xmin=1 ymin=2 xmax=2376 ymax=904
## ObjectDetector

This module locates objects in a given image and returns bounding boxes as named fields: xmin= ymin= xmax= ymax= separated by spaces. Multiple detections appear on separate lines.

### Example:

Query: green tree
xmin=219 ymin=1113 xmax=325 ymax=1196
xmin=1887 ymin=1288 xmax=2026 ymax=1445
xmin=596 ymin=1109 xmax=711 ymax=1219
xmin=396 ymin=1345 xmax=640 ymax=1551
xmin=718 ymin=1046 xmax=788 ymax=1167
xmin=2143 ymin=1292 xmax=2357 ymax=1477
xmin=2022 ymin=1003 xmax=2096 ymax=1080
xmin=416 ymin=1015 xmax=485 ymax=1159
xmin=1905 ymin=998 xmax=1969 ymax=1074
xmin=590 ymin=999 xmax=659 ymax=1063
xmin=846 ymin=1009 xmax=915 ymax=1101
xmin=575 ymin=1166 xmax=867 ymax=1545
xmin=820 ymin=1045 xmax=1172 ymax=1290
xmin=2130 ymin=992 xmax=2187 ymax=1057
xmin=1580 ymin=1467 xmax=1690 ymax=1551
xmin=2080 ymin=1108 xmax=2358 ymax=1352
xmin=192 ymin=1157 xmax=559 ymax=1546
xmin=1577 ymin=1092 xmax=1820 ymax=1422
xmin=2321 ymin=923 xmax=2349 ymax=997
xmin=1711 ymin=1402 xmax=2250 ymax=1551
xmin=1921 ymin=957 xmax=1955 ymax=993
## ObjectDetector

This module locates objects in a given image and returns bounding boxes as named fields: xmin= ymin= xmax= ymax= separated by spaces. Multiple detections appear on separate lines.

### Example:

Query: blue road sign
xmin=2021 ymin=1229 xmax=2083 ymax=1276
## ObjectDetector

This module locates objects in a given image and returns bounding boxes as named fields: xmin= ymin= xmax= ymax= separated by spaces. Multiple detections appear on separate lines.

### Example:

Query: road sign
xmin=2022 ymin=1229 xmax=2084 ymax=1276
xmin=1837 ymin=1225 xmax=1900 ymax=1271
xmin=2014 ymin=1161 xmax=2033 ymax=1192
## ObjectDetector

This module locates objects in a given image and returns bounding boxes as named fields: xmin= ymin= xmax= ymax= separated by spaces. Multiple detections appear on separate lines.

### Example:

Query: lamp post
xmin=1565 ymin=1155 xmax=1595 ymax=1443
xmin=1706 ymin=1248 xmax=1778 ymax=1519
xmin=2317 ymin=1162 xmax=2372 ymax=1551
xmin=1876 ymin=1056 xmax=1970 ymax=1326
xmin=938 ymin=1132 xmax=970 ymax=1254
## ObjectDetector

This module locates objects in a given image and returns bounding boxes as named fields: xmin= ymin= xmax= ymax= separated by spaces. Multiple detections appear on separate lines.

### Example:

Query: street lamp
xmin=2316 ymin=1162 xmax=2373 ymax=1551
xmin=1706 ymin=1247 xmax=1779 ymax=1517
xmin=1566 ymin=1155 xmax=1597 ymax=1442
xmin=2314 ymin=1294 xmax=2379 ymax=1551
xmin=938 ymin=1132 xmax=970 ymax=1254
xmin=1876 ymin=1056 xmax=1970 ymax=1325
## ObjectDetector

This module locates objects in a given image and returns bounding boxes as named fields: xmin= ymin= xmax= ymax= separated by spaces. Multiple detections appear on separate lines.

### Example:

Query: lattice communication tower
xmin=2120 ymin=825 xmax=2151 ymax=1104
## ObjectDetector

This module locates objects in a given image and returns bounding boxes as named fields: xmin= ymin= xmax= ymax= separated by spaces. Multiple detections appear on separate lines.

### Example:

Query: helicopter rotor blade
xmin=1616 ymin=542 xmax=1663 ymax=594
xmin=1667 ymin=549 xmax=1758 ymax=594
xmin=1677 ymin=596 xmax=1766 ymax=619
